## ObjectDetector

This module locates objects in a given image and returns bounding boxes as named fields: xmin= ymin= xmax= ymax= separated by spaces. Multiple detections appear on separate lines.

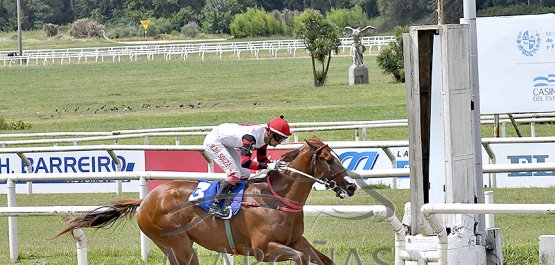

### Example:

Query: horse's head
xmin=282 ymin=135 xmax=357 ymax=199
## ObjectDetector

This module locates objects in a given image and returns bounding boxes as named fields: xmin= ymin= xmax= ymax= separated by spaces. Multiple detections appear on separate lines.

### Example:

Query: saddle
xmin=188 ymin=179 xmax=248 ymax=219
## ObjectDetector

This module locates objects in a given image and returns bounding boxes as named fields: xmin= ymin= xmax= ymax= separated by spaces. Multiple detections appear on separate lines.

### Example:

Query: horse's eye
xmin=326 ymin=160 xmax=333 ymax=165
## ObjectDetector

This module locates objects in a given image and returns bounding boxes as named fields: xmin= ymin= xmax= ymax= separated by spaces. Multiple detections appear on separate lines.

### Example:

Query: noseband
xmin=309 ymin=144 xmax=347 ymax=189
xmin=281 ymin=143 xmax=347 ymax=189
xmin=262 ymin=143 xmax=353 ymax=212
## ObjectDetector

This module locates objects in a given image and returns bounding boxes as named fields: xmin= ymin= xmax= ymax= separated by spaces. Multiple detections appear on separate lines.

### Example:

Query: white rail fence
xmin=0 ymin=203 xmax=403 ymax=265
xmin=3 ymin=123 xmax=555 ymax=190
xmin=420 ymin=203 xmax=555 ymax=265
xmin=1 ymin=113 xmax=553 ymax=146
xmin=3 ymin=164 xmax=555 ymax=264
xmin=0 ymin=36 xmax=396 ymax=67
xmin=2 ymin=141 xmax=555 ymax=263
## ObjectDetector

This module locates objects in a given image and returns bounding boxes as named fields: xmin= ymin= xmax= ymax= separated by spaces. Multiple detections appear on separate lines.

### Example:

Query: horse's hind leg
xmin=152 ymin=234 xmax=199 ymax=265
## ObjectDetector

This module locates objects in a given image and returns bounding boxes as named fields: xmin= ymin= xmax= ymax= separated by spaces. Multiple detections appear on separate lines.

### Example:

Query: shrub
xmin=181 ymin=21 xmax=200 ymax=38
xmin=43 ymin=23 xmax=58 ymax=37
xmin=376 ymin=26 xmax=408 ymax=82
xmin=270 ymin=9 xmax=301 ymax=36
xmin=326 ymin=5 xmax=369 ymax=30
xmin=137 ymin=23 xmax=160 ymax=39
xmin=0 ymin=116 xmax=31 ymax=131
xmin=152 ymin=18 xmax=172 ymax=35
xmin=69 ymin=18 xmax=105 ymax=39
xmin=171 ymin=7 xmax=198 ymax=32
xmin=230 ymin=8 xmax=282 ymax=38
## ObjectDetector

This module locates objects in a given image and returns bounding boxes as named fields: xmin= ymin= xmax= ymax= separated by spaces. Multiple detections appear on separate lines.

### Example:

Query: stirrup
xmin=215 ymin=206 xmax=232 ymax=220
xmin=208 ymin=201 xmax=221 ymax=215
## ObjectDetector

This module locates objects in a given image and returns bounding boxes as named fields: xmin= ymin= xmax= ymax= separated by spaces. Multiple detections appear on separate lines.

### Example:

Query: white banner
xmin=0 ymin=151 xmax=144 ymax=193
xmin=482 ymin=142 xmax=555 ymax=188
xmin=477 ymin=14 xmax=555 ymax=114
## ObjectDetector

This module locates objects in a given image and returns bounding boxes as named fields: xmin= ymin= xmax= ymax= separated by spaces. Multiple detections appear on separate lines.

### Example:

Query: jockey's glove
xmin=267 ymin=160 xmax=286 ymax=170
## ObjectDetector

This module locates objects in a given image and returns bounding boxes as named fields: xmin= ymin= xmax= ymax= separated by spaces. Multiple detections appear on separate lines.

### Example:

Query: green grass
xmin=0 ymin=52 xmax=409 ymax=143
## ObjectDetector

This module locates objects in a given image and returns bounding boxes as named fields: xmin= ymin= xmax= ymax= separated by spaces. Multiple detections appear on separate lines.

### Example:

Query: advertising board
xmin=477 ymin=14 xmax=555 ymax=114
xmin=2 ymin=142 xmax=555 ymax=193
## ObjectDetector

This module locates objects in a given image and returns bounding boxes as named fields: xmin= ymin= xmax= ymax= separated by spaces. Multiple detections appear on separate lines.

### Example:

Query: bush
xmin=376 ymin=26 xmax=408 ymax=82
xmin=152 ymin=18 xmax=172 ymax=35
xmin=326 ymin=5 xmax=369 ymax=30
xmin=69 ymin=18 xmax=105 ymax=39
xmin=58 ymin=24 xmax=70 ymax=33
xmin=0 ymin=116 xmax=31 ymax=131
xmin=230 ymin=8 xmax=282 ymax=38
xmin=270 ymin=9 xmax=301 ymax=36
xmin=181 ymin=21 xmax=200 ymax=38
xmin=137 ymin=23 xmax=160 ymax=39
xmin=43 ymin=23 xmax=58 ymax=37
xmin=106 ymin=24 xmax=141 ymax=39
xmin=171 ymin=7 xmax=198 ymax=31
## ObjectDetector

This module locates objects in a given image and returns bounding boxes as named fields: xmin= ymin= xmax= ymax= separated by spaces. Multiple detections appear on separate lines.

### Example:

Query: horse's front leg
xmin=260 ymin=238 xmax=334 ymax=265
xmin=258 ymin=241 xmax=307 ymax=264
xmin=290 ymin=236 xmax=334 ymax=265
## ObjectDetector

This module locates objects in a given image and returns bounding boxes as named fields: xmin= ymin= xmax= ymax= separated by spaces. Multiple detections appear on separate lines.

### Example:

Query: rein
xmin=266 ymin=175 xmax=303 ymax=212
xmin=240 ymin=143 xmax=348 ymax=212
xmin=309 ymin=144 xmax=347 ymax=189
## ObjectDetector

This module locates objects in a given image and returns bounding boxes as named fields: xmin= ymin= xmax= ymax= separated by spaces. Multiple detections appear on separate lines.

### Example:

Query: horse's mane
xmin=249 ymin=136 xmax=323 ymax=184
xmin=281 ymin=135 xmax=322 ymax=162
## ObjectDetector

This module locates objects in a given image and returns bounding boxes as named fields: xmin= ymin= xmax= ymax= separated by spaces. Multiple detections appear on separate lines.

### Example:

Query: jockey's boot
xmin=208 ymin=180 xmax=235 ymax=218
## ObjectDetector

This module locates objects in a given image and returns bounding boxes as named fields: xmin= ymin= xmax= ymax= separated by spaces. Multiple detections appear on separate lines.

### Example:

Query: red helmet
xmin=267 ymin=115 xmax=291 ymax=138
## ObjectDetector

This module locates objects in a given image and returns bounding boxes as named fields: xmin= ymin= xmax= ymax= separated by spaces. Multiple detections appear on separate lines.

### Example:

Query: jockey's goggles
xmin=272 ymin=133 xmax=288 ymax=143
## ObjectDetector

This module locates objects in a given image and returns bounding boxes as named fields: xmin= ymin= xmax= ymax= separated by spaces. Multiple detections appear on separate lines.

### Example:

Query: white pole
xmin=139 ymin=177 xmax=150 ymax=261
xmin=72 ymin=228 xmax=88 ymax=265
xmin=108 ymin=150 xmax=122 ymax=194
xmin=531 ymin=119 xmax=536 ymax=137
xmin=7 ymin=179 xmax=18 ymax=262
xmin=462 ymin=0 xmax=486 ymax=246
xmin=484 ymin=191 xmax=494 ymax=228
xmin=489 ymin=157 xmax=497 ymax=188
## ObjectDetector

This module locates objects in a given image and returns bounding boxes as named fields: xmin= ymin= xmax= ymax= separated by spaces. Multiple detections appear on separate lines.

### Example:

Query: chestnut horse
xmin=53 ymin=135 xmax=357 ymax=264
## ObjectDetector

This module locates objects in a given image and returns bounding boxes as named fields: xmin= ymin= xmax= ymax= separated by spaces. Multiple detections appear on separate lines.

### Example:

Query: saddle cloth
xmin=188 ymin=179 xmax=247 ymax=218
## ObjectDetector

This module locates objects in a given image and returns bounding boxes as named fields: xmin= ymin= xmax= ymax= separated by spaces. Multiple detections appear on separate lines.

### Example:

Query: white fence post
xmin=139 ymin=177 xmax=150 ymax=261
xmin=7 ymin=179 xmax=18 ymax=262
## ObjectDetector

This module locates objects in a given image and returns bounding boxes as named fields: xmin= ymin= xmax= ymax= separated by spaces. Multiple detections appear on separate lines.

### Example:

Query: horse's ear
xmin=281 ymin=149 xmax=300 ymax=162
xmin=303 ymin=135 xmax=320 ymax=147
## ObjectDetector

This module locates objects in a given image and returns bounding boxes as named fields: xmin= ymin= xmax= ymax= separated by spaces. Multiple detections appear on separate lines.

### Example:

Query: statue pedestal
xmin=349 ymin=64 xmax=368 ymax=85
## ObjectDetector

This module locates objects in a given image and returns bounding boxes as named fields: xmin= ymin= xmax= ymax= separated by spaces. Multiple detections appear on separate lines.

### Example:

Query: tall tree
xmin=294 ymin=9 xmax=341 ymax=87
xmin=202 ymin=0 xmax=241 ymax=34
xmin=283 ymin=0 xmax=305 ymax=11
xmin=377 ymin=0 xmax=430 ymax=25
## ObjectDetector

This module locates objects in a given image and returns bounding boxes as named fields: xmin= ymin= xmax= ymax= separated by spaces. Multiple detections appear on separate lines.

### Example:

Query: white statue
xmin=344 ymin=26 xmax=377 ymax=67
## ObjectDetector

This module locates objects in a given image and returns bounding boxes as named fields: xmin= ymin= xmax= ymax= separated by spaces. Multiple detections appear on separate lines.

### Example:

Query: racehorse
xmin=52 ymin=135 xmax=358 ymax=265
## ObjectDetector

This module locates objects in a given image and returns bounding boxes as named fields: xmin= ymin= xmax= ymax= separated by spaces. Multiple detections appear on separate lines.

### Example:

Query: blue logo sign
xmin=339 ymin=151 xmax=379 ymax=170
xmin=517 ymin=30 xmax=541 ymax=57
xmin=532 ymin=74 xmax=555 ymax=102
xmin=507 ymin=155 xmax=555 ymax=177
xmin=533 ymin=74 xmax=555 ymax=88
xmin=396 ymin=161 xmax=410 ymax=179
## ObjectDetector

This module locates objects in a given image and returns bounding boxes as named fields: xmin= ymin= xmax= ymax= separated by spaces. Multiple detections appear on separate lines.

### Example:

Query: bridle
xmin=310 ymin=144 xmax=348 ymax=189
xmin=279 ymin=143 xmax=354 ymax=196
xmin=262 ymin=142 xmax=355 ymax=212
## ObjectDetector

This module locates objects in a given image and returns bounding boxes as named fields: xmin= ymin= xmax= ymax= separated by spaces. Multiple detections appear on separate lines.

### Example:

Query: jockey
xmin=203 ymin=115 xmax=291 ymax=219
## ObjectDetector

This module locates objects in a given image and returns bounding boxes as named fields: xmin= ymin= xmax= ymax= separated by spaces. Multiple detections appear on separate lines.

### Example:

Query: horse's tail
xmin=51 ymin=199 xmax=142 ymax=239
